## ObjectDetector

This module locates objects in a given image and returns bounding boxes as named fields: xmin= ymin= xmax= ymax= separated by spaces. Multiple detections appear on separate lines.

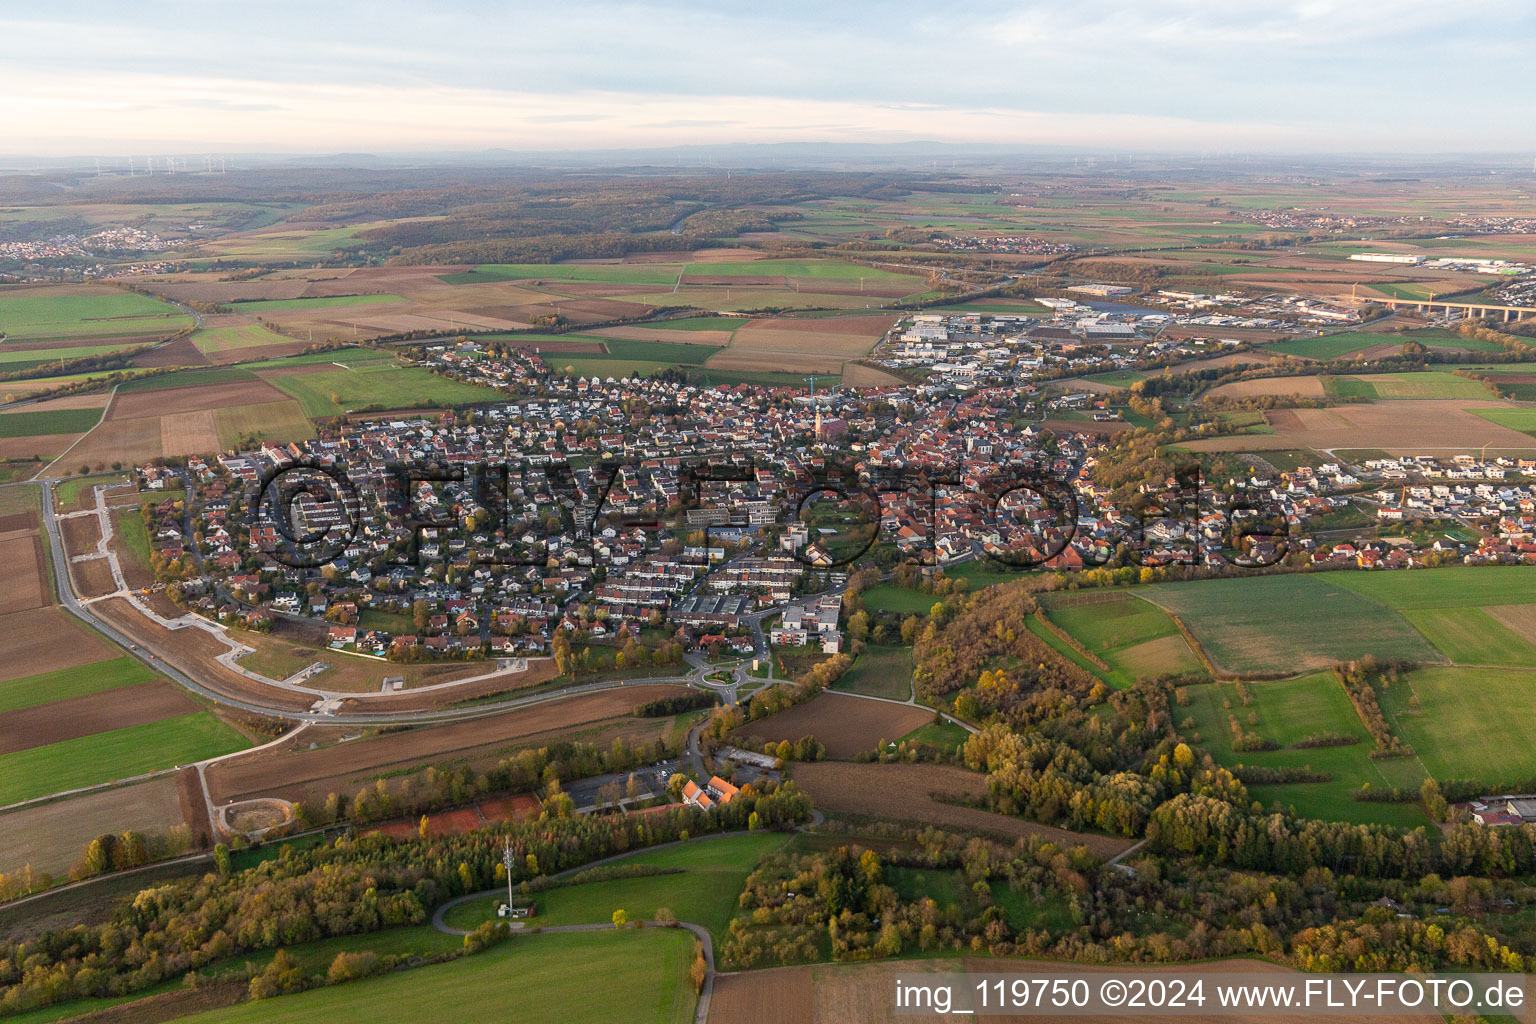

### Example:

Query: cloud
xmin=0 ymin=1 xmax=1530 ymax=154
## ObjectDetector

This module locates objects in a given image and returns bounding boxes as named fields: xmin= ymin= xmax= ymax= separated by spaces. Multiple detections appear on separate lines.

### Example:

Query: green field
xmin=1327 ymin=566 xmax=1536 ymax=610
xmin=267 ymin=363 xmax=502 ymax=416
xmin=1400 ymin=608 xmax=1536 ymax=667
xmin=1380 ymin=667 xmax=1536 ymax=783
xmin=1326 ymin=372 xmax=1494 ymax=400
xmin=117 ymin=366 xmax=259 ymax=392
xmin=543 ymin=336 xmax=720 ymax=380
xmin=1471 ymin=407 xmax=1536 ymax=437
xmin=176 ymin=929 xmax=696 ymax=1024
xmin=0 ymin=290 xmax=190 ymax=343
xmin=189 ymin=324 xmax=293 ymax=356
xmin=832 ymin=645 xmax=914 ymax=700
xmin=0 ymin=712 xmax=249 ymax=803
xmin=229 ymin=294 xmax=407 ymax=313
xmin=0 ymin=407 xmax=102 ymax=438
xmin=897 ymin=718 xmax=971 ymax=753
xmin=443 ymin=832 xmax=788 ymax=941
xmin=1181 ymin=674 xmax=1428 ymax=826
xmin=859 ymin=584 xmax=938 ymax=615
xmin=1042 ymin=592 xmax=1203 ymax=683
xmin=213 ymin=401 xmax=317 ymax=448
xmin=0 ymin=656 xmax=158 ymax=713
xmin=0 ymin=343 xmax=137 ymax=368
xmin=439 ymin=263 xmax=682 ymax=286
xmin=1265 ymin=333 xmax=1379 ymax=360
xmin=1142 ymin=575 xmax=1441 ymax=675
xmin=643 ymin=316 xmax=744 ymax=331
xmin=1082 ymin=370 xmax=1146 ymax=388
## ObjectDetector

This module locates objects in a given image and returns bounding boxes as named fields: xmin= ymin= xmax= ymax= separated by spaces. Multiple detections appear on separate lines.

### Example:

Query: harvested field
xmin=709 ymin=957 xmax=1436 ymax=1024
xmin=56 ymin=416 xmax=164 ymax=469
xmin=337 ymin=658 xmax=562 ymax=710
xmin=589 ymin=325 xmax=734 ymax=346
xmin=0 ymin=775 xmax=184 ymax=876
xmin=1487 ymin=603 xmax=1536 ymax=639
xmin=1186 ymin=399 xmax=1536 ymax=454
xmin=110 ymin=379 xmax=287 ymax=420
xmin=788 ymin=761 xmax=1132 ymax=859
xmin=129 ymin=335 xmax=208 ymax=368
xmin=1039 ymin=418 xmax=1131 ymax=436
xmin=732 ymin=692 xmax=934 ymax=759
xmin=840 ymin=362 xmax=906 ymax=387
xmin=0 ymin=608 xmax=116 ymax=681
xmin=0 ymin=531 xmax=46 ymax=612
xmin=206 ymin=683 xmax=694 ymax=804
xmin=0 ymin=680 xmax=196 ymax=754
xmin=0 ymin=433 xmax=79 ymax=460
xmin=159 ymin=410 xmax=220 ymax=456
xmin=1208 ymin=376 xmax=1326 ymax=398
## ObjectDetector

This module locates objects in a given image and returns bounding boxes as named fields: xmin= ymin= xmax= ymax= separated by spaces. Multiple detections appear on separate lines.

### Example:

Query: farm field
xmin=1379 ymin=666 xmax=1536 ymax=783
xmin=788 ymin=761 xmax=1133 ymax=859
xmin=0 ymin=711 xmax=249 ymax=804
xmin=1179 ymin=674 xmax=1427 ymax=826
xmin=212 ymin=400 xmax=316 ymax=448
xmin=1263 ymin=333 xmax=1380 ymax=360
xmin=707 ymin=956 xmax=1429 ymax=1024
xmin=0 ymin=775 xmax=184 ymax=876
xmin=443 ymin=832 xmax=789 ymax=940
xmin=1041 ymin=591 xmax=1202 ymax=684
xmin=1471 ymin=406 xmax=1536 ymax=437
xmin=1140 ymin=574 xmax=1441 ymax=675
xmin=174 ymin=928 xmax=697 ymax=1024
xmin=830 ymin=645 xmax=913 ymax=700
xmin=1327 ymin=566 xmax=1536 ymax=609
xmin=1325 ymin=371 xmax=1494 ymax=400
xmin=188 ymin=323 xmax=296 ymax=357
xmin=229 ymin=293 xmax=407 ymax=312
xmin=732 ymin=691 xmax=930 ymax=759
xmin=0 ymin=655 xmax=158 ymax=713
xmin=0 ymin=405 xmax=104 ymax=438
xmin=263 ymin=360 xmax=501 ymax=416
xmin=0 ymin=286 xmax=190 ymax=343
xmin=1185 ymin=399 xmax=1536 ymax=454
xmin=703 ymin=315 xmax=896 ymax=376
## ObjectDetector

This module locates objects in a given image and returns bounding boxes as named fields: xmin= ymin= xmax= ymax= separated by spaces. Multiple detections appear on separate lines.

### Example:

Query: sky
xmin=2 ymin=0 xmax=1533 ymax=157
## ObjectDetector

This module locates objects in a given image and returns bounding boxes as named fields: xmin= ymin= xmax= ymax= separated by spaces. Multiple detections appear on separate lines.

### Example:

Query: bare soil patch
xmin=62 ymin=514 xmax=102 ymax=554
xmin=0 ymin=607 xmax=117 ymax=681
xmin=0 ymin=680 xmax=197 ymax=753
xmin=713 ymin=957 xmax=1434 ymax=1024
xmin=59 ymin=416 xmax=164 ymax=469
xmin=159 ymin=409 xmax=220 ymax=457
xmin=129 ymin=335 xmax=208 ymax=368
xmin=1039 ymin=418 xmax=1131 ymax=436
xmin=0 ymin=531 xmax=46 ymax=612
xmin=1208 ymin=376 xmax=1325 ymax=399
xmin=0 ymin=433 xmax=79 ymax=460
xmin=731 ymin=692 xmax=931 ymax=759
xmin=788 ymin=761 xmax=1132 ymax=860
xmin=71 ymin=556 xmax=117 ymax=599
